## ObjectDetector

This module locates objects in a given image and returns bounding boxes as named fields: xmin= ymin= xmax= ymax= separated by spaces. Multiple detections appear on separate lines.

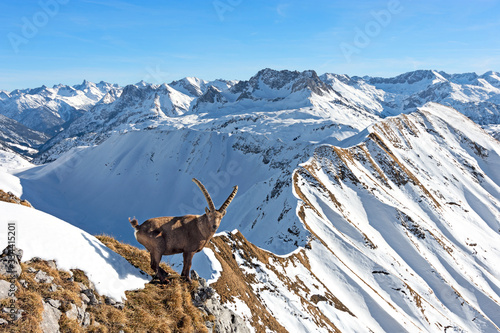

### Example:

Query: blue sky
xmin=1 ymin=0 xmax=499 ymax=90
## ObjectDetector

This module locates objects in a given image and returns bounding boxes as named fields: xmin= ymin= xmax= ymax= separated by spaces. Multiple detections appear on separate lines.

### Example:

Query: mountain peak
xmin=235 ymin=68 xmax=332 ymax=98
xmin=367 ymin=69 xmax=447 ymax=85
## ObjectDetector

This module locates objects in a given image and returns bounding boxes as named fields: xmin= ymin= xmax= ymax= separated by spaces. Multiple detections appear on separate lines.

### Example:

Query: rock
xmin=41 ymin=301 xmax=61 ymax=333
xmin=82 ymin=312 xmax=91 ymax=327
xmin=87 ymin=280 xmax=96 ymax=292
xmin=35 ymin=270 xmax=55 ymax=284
xmin=0 ymin=318 xmax=7 ymax=324
xmin=3 ymin=307 xmax=23 ymax=321
xmin=191 ymin=270 xmax=215 ymax=307
xmin=204 ymin=298 xmax=250 ymax=333
xmin=25 ymin=257 xmax=42 ymax=264
xmin=76 ymin=282 xmax=87 ymax=292
xmin=190 ymin=270 xmax=250 ymax=333
xmin=27 ymin=267 xmax=36 ymax=273
xmin=0 ymin=246 xmax=23 ymax=278
xmin=82 ymin=289 xmax=99 ymax=305
xmin=113 ymin=302 xmax=125 ymax=310
xmin=48 ymin=284 xmax=60 ymax=292
xmin=19 ymin=279 xmax=28 ymax=288
xmin=46 ymin=298 xmax=61 ymax=309
xmin=104 ymin=296 xmax=116 ymax=306
xmin=46 ymin=260 xmax=57 ymax=270
xmin=80 ymin=292 xmax=90 ymax=305
xmin=2 ymin=245 xmax=23 ymax=262
xmin=65 ymin=303 xmax=86 ymax=324
xmin=0 ymin=279 xmax=16 ymax=300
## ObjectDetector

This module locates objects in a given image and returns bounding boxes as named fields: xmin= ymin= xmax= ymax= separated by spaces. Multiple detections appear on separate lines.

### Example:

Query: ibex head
xmin=192 ymin=178 xmax=238 ymax=231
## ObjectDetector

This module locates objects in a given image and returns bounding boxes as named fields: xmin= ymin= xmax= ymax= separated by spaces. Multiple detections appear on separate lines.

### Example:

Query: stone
xmin=46 ymin=298 xmax=61 ymax=309
xmin=82 ymin=312 xmax=91 ymax=327
xmin=2 ymin=245 xmax=23 ymax=262
xmin=190 ymin=270 xmax=250 ymax=333
xmin=191 ymin=271 xmax=215 ymax=307
xmin=35 ymin=270 xmax=55 ymax=284
xmin=82 ymin=289 xmax=99 ymax=305
xmin=76 ymin=282 xmax=87 ymax=292
xmin=204 ymin=298 xmax=250 ymax=333
xmin=87 ymin=280 xmax=96 ymax=292
xmin=104 ymin=296 xmax=116 ymax=306
xmin=25 ymin=257 xmax=42 ymax=264
xmin=0 ymin=246 xmax=22 ymax=278
xmin=2 ymin=307 xmax=23 ymax=321
xmin=0 ymin=318 xmax=7 ymax=324
xmin=46 ymin=260 xmax=57 ymax=270
xmin=41 ymin=301 xmax=61 ymax=333
xmin=0 ymin=279 xmax=16 ymax=300
xmin=19 ymin=279 xmax=28 ymax=288
xmin=48 ymin=284 xmax=60 ymax=292
xmin=80 ymin=292 xmax=90 ymax=305
xmin=113 ymin=302 xmax=125 ymax=310
xmin=65 ymin=303 xmax=86 ymax=324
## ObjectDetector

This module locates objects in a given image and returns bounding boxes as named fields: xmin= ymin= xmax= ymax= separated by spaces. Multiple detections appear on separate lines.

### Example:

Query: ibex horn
xmin=218 ymin=185 xmax=238 ymax=213
xmin=192 ymin=178 xmax=216 ymax=212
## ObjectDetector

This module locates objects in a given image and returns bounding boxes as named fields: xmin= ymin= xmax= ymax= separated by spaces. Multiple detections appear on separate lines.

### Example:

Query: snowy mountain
xmin=0 ymin=114 xmax=48 ymax=157
xmin=1 ymin=69 xmax=500 ymax=332
xmin=0 ymin=81 xmax=121 ymax=135
xmin=350 ymin=70 xmax=500 ymax=128
xmin=34 ymin=69 xmax=380 ymax=164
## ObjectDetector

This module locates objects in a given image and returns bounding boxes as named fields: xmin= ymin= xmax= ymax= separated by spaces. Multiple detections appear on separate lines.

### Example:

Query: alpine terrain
xmin=1 ymin=69 xmax=500 ymax=332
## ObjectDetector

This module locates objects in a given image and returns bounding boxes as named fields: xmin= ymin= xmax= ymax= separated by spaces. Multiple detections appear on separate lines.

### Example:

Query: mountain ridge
xmin=2 ymin=69 xmax=500 ymax=332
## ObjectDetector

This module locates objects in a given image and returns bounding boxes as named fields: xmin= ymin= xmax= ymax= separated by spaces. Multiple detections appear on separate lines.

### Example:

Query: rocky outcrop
xmin=0 ymin=245 xmax=23 ymax=278
xmin=0 ymin=190 xmax=32 ymax=207
xmin=191 ymin=270 xmax=250 ymax=333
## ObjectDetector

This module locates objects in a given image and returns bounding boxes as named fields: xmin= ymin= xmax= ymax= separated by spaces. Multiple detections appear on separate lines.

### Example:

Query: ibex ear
xmin=221 ymin=210 xmax=226 ymax=217
xmin=205 ymin=207 xmax=210 ymax=215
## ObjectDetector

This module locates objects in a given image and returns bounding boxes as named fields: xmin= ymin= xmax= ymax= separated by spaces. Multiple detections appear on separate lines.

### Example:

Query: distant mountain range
xmin=1 ymin=69 xmax=499 ymax=160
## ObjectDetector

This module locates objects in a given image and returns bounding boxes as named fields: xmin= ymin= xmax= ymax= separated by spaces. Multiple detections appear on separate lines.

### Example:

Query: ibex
xmin=129 ymin=178 xmax=238 ymax=282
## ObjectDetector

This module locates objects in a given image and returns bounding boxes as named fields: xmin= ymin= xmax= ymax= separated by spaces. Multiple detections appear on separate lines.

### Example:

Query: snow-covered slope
xmin=288 ymin=103 xmax=500 ymax=332
xmin=0 ymin=201 xmax=149 ymax=301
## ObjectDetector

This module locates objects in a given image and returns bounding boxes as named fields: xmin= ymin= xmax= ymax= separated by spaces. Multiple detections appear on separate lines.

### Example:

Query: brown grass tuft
xmin=0 ymin=235 xmax=208 ymax=332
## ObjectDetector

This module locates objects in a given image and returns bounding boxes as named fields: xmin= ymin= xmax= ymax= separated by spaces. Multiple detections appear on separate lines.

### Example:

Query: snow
xmin=0 ymin=201 xmax=149 ymax=301
xmin=292 ymin=103 xmax=500 ymax=331
xmin=0 ymin=150 xmax=32 ymax=196
xmin=2 ymin=69 xmax=500 ymax=332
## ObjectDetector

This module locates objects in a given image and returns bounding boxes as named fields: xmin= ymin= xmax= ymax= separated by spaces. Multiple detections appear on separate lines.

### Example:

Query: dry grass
xmin=96 ymin=235 xmax=208 ymax=333
xmin=0 ymin=236 xmax=208 ymax=333
xmin=0 ymin=189 xmax=32 ymax=207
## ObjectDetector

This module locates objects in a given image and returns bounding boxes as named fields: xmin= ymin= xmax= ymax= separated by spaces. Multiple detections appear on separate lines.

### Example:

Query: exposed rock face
xmin=191 ymin=271 xmax=250 ymax=333
xmin=40 ymin=300 xmax=62 ymax=333
xmin=0 ymin=190 xmax=32 ymax=207
xmin=0 ymin=245 xmax=23 ymax=278
xmin=34 ymin=270 xmax=55 ymax=284
xmin=0 ymin=280 xmax=15 ymax=300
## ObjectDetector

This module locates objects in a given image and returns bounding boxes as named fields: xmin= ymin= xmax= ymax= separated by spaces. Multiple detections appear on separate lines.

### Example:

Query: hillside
xmin=7 ymin=102 xmax=500 ymax=332
xmin=1 ymin=69 xmax=500 ymax=332
xmin=0 ymin=198 xmax=248 ymax=333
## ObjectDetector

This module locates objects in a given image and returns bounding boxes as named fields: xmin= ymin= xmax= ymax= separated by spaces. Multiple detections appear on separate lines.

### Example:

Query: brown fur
xmin=130 ymin=178 xmax=238 ymax=282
